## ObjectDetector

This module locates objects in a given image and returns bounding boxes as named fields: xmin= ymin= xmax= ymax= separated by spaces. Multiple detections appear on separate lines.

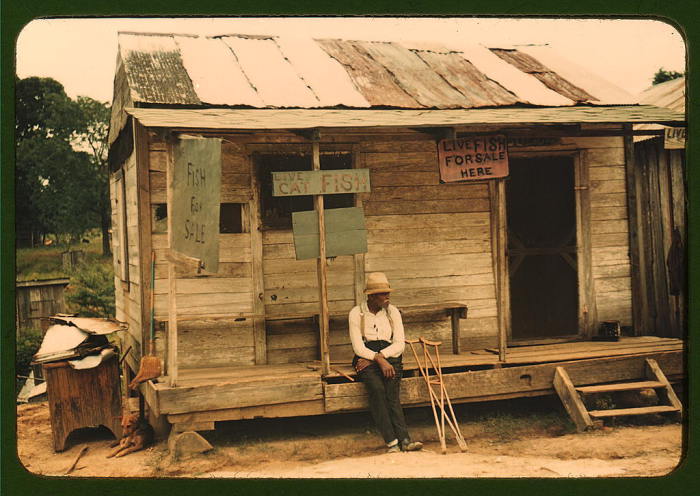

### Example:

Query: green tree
xmin=74 ymin=96 xmax=112 ymax=256
xmin=652 ymin=68 xmax=684 ymax=85
xmin=15 ymin=77 xmax=110 ymax=250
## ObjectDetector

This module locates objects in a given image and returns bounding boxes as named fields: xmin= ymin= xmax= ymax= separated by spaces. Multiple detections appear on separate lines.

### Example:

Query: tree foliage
xmin=652 ymin=68 xmax=684 ymax=85
xmin=15 ymin=77 xmax=111 ymax=253
xmin=65 ymin=262 xmax=116 ymax=317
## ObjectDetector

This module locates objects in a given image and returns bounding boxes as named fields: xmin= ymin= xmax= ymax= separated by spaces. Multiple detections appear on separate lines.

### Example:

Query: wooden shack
xmin=15 ymin=278 xmax=70 ymax=335
xmin=108 ymin=33 xmax=686 ymax=435
xmin=632 ymin=77 xmax=687 ymax=338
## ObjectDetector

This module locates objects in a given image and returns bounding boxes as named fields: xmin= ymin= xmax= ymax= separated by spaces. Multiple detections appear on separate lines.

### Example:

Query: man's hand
xmin=374 ymin=353 xmax=395 ymax=379
xmin=355 ymin=358 xmax=372 ymax=373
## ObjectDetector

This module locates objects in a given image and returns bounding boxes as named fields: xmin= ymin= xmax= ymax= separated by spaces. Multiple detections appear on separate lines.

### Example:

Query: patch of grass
xmin=16 ymin=233 xmax=109 ymax=282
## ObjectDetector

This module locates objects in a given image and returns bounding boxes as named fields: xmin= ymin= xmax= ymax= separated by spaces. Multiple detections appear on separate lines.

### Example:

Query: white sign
xmin=664 ymin=127 xmax=686 ymax=149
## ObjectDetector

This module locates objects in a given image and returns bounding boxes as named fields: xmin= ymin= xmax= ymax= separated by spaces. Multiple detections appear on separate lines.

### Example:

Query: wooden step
xmin=588 ymin=405 xmax=680 ymax=418
xmin=576 ymin=381 xmax=665 ymax=394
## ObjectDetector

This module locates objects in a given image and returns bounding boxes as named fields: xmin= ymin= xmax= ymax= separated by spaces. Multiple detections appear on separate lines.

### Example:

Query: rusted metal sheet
xmin=456 ymin=43 xmax=572 ymax=106
xmin=316 ymin=38 xmax=423 ymax=108
xmin=175 ymin=35 xmax=263 ymax=107
xmin=518 ymin=45 xmax=635 ymax=105
xmin=352 ymin=41 xmax=469 ymax=109
xmin=119 ymin=33 xmax=200 ymax=105
xmin=491 ymin=48 xmax=597 ymax=103
xmin=414 ymin=49 xmax=519 ymax=107
xmin=220 ymin=36 xmax=320 ymax=108
xmin=276 ymin=37 xmax=370 ymax=108
xmin=126 ymin=105 xmax=685 ymax=130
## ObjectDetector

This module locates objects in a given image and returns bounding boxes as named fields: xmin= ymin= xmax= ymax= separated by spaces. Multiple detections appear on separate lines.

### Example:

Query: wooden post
xmin=624 ymin=125 xmax=647 ymax=336
xmin=313 ymin=131 xmax=331 ymax=377
xmin=495 ymin=178 xmax=509 ymax=363
xmin=166 ymin=138 xmax=178 ymax=387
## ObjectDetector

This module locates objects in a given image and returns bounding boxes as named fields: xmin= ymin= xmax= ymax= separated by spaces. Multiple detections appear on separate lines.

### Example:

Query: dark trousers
xmin=356 ymin=342 xmax=409 ymax=444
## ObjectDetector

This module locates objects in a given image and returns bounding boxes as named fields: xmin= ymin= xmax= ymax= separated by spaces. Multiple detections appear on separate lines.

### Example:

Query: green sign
xmin=170 ymin=137 xmax=222 ymax=273
xmin=292 ymin=207 xmax=367 ymax=260
xmin=272 ymin=169 xmax=370 ymax=196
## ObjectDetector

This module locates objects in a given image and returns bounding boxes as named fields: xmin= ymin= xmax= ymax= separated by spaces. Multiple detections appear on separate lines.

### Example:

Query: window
xmin=151 ymin=203 xmax=246 ymax=234
xmin=256 ymin=152 xmax=354 ymax=230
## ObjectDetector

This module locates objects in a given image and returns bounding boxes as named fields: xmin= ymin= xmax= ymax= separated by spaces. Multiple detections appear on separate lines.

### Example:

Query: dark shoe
xmin=400 ymin=439 xmax=423 ymax=452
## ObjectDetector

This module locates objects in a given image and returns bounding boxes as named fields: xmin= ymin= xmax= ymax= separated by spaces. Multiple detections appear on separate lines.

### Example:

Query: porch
xmin=140 ymin=336 xmax=684 ymax=432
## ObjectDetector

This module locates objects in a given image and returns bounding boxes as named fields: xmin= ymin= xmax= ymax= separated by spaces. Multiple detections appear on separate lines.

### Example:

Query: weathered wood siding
xmin=583 ymin=137 xmax=633 ymax=326
xmin=119 ymin=125 xmax=634 ymax=372
xmin=356 ymin=140 xmax=497 ymax=355
xmin=149 ymin=138 xmax=256 ymax=368
xmin=110 ymin=151 xmax=143 ymax=371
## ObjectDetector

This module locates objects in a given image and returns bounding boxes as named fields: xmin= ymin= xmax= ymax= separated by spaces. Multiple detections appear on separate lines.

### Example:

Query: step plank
xmin=576 ymin=381 xmax=665 ymax=394
xmin=588 ymin=405 xmax=679 ymax=418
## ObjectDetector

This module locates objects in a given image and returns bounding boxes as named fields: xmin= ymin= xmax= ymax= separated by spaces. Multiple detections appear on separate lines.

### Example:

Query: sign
xmin=437 ymin=135 xmax=509 ymax=182
xmin=507 ymin=137 xmax=561 ymax=148
xmin=272 ymin=169 xmax=370 ymax=196
xmin=664 ymin=127 xmax=686 ymax=149
xmin=170 ymin=137 xmax=222 ymax=273
xmin=292 ymin=207 xmax=367 ymax=260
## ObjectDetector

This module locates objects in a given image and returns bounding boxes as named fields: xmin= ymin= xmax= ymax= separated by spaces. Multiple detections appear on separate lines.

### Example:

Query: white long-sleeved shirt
xmin=348 ymin=302 xmax=405 ymax=360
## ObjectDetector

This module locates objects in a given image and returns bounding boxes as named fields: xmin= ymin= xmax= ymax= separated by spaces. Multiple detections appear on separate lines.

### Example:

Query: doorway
xmin=506 ymin=156 xmax=579 ymax=340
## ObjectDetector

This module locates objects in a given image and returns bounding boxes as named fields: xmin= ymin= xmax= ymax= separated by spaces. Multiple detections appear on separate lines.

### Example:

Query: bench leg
xmin=451 ymin=310 xmax=460 ymax=354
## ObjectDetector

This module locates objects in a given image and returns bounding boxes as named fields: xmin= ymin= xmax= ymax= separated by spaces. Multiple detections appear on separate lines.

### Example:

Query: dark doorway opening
xmin=506 ymin=156 xmax=578 ymax=340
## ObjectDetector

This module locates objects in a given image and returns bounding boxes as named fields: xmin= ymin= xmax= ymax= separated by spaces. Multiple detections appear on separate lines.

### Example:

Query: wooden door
xmin=506 ymin=156 xmax=579 ymax=340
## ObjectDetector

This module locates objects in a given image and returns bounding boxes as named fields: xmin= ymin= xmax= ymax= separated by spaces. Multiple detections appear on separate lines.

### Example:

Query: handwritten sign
xmin=170 ymin=137 xmax=222 ymax=273
xmin=437 ymin=135 xmax=509 ymax=182
xmin=664 ymin=127 xmax=686 ymax=149
xmin=272 ymin=169 xmax=370 ymax=196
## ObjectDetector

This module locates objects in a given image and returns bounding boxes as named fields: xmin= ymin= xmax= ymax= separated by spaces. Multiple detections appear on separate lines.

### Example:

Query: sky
xmin=15 ymin=17 xmax=686 ymax=104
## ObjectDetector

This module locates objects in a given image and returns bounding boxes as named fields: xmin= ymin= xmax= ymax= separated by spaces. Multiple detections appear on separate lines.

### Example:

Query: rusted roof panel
xmin=275 ymin=37 xmax=370 ymax=108
xmin=119 ymin=33 xmax=200 ymax=105
xmin=175 ymin=35 xmax=263 ymax=107
xmin=352 ymin=41 xmax=470 ymax=109
xmin=491 ymin=48 xmax=597 ymax=103
xmin=316 ymin=39 xmax=423 ymax=107
xmin=413 ymin=49 xmax=519 ymax=107
xmin=115 ymin=32 xmax=636 ymax=111
xmin=126 ymin=105 xmax=685 ymax=131
xmin=453 ymin=43 xmax=573 ymax=106
xmin=517 ymin=45 xmax=635 ymax=105
xmin=219 ymin=36 xmax=321 ymax=108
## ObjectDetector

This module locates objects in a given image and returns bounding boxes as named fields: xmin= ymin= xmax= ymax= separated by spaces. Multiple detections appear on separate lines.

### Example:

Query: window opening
xmin=256 ymin=152 xmax=353 ymax=230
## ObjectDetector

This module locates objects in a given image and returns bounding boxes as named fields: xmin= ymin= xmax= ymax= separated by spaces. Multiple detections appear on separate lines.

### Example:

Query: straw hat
xmin=364 ymin=272 xmax=393 ymax=294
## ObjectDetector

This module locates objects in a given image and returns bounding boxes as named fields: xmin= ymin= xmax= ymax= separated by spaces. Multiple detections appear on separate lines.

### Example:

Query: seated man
xmin=348 ymin=272 xmax=423 ymax=453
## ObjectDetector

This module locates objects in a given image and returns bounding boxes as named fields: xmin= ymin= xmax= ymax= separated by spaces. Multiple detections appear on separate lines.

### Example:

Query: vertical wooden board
xmin=134 ymin=121 xmax=154 ymax=354
xmin=576 ymin=151 xmax=597 ymax=338
xmin=353 ymin=145 xmax=366 ymax=306
xmin=628 ymin=131 xmax=649 ymax=335
xmin=553 ymin=367 xmax=594 ymax=432
xmin=248 ymin=150 xmax=267 ymax=364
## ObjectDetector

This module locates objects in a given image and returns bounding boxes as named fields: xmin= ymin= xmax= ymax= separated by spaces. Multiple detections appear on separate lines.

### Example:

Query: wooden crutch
xmin=409 ymin=339 xmax=465 ymax=453
xmin=420 ymin=337 xmax=467 ymax=452
xmin=406 ymin=339 xmax=446 ymax=453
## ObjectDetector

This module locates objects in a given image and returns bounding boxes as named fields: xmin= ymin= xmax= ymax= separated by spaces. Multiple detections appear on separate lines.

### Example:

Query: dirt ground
xmin=16 ymin=398 xmax=683 ymax=479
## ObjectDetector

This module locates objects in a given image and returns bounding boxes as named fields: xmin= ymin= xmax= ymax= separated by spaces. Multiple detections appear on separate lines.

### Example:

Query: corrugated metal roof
xmin=125 ymin=105 xmax=684 ymax=131
xmin=634 ymin=76 xmax=685 ymax=140
xmin=115 ymin=32 xmax=634 ymax=110
xmin=637 ymin=76 xmax=685 ymax=112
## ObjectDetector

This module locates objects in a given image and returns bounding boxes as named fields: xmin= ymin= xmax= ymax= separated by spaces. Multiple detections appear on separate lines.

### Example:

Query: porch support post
xmin=313 ymin=130 xmax=331 ymax=376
